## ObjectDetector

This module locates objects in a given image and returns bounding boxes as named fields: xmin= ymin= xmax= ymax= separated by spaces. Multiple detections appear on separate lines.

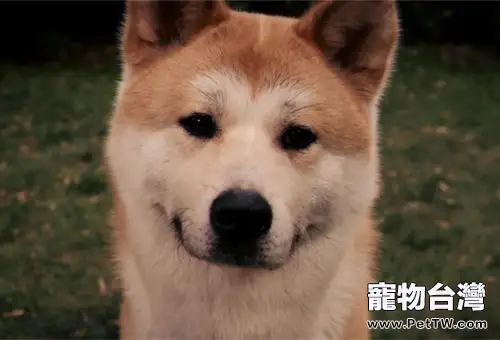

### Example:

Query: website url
xmin=367 ymin=318 xmax=488 ymax=330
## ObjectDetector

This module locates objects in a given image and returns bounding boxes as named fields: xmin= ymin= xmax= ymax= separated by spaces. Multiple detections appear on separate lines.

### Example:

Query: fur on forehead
xmin=121 ymin=0 xmax=399 ymax=102
xmin=117 ymin=0 xmax=399 ymax=154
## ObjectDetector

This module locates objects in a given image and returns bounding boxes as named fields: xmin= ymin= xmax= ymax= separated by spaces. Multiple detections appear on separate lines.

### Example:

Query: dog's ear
xmin=295 ymin=0 xmax=399 ymax=104
xmin=122 ymin=0 xmax=230 ymax=65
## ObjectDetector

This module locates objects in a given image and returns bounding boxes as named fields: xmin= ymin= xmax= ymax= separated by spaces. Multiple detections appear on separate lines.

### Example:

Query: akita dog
xmin=105 ymin=0 xmax=399 ymax=339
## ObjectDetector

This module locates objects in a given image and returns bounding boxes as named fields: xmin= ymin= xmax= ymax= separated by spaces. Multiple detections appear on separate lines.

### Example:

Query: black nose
xmin=210 ymin=189 xmax=273 ymax=242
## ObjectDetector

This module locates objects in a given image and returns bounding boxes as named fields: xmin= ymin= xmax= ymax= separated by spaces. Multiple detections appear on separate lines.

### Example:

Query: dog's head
xmin=107 ymin=0 xmax=399 ymax=270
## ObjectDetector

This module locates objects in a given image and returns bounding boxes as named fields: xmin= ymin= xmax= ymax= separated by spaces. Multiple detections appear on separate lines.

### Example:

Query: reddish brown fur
xmin=117 ymin=9 xmax=377 ymax=154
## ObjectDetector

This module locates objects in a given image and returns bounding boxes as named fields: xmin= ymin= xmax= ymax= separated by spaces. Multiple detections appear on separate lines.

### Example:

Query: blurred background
xmin=0 ymin=1 xmax=498 ymax=339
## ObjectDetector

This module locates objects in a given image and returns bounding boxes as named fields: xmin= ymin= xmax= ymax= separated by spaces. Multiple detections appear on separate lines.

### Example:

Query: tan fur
xmin=104 ymin=1 xmax=399 ymax=339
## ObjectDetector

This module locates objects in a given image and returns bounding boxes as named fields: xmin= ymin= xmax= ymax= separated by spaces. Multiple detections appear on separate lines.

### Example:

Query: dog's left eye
xmin=279 ymin=124 xmax=317 ymax=151
xmin=178 ymin=113 xmax=218 ymax=140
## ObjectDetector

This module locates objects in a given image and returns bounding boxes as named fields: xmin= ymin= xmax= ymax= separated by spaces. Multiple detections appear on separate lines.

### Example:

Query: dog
xmin=104 ymin=0 xmax=399 ymax=339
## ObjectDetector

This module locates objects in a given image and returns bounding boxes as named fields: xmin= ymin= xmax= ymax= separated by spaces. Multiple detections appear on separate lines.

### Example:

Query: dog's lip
xmin=179 ymin=236 xmax=282 ymax=271
xmin=152 ymin=203 xmax=183 ymax=239
xmin=169 ymin=213 xmax=284 ymax=270
xmin=155 ymin=205 xmax=310 ymax=270
xmin=209 ymin=253 xmax=283 ymax=270
xmin=172 ymin=215 xmax=184 ymax=241
xmin=286 ymin=223 xmax=324 ymax=259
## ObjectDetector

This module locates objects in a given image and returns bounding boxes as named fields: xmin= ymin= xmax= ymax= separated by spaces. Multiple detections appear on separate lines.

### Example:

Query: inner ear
xmin=146 ymin=0 xmax=230 ymax=46
xmin=123 ymin=0 xmax=230 ymax=65
xmin=295 ymin=0 xmax=399 ymax=103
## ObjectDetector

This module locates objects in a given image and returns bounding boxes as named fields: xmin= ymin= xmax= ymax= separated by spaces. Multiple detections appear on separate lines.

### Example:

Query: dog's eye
xmin=179 ymin=113 xmax=218 ymax=140
xmin=279 ymin=124 xmax=317 ymax=151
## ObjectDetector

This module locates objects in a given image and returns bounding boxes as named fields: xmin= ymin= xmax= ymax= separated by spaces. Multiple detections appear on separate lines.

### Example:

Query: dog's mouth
xmin=172 ymin=214 xmax=283 ymax=270
xmin=154 ymin=204 xmax=318 ymax=270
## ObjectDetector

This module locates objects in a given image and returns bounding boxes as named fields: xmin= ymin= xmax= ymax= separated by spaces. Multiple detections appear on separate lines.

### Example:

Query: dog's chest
xmin=122 ymin=271 xmax=326 ymax=340
xmin=127 ymin=292 xmax=322 ymax=340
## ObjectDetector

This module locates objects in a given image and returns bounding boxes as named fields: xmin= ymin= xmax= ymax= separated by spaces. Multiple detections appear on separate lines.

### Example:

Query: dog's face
xmin=107 ymin=0 xmax=399 ymax=269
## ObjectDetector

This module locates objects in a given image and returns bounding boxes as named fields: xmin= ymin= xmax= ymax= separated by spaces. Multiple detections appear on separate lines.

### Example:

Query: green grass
xmin=0 ymin=46 xmax=499 ymax=339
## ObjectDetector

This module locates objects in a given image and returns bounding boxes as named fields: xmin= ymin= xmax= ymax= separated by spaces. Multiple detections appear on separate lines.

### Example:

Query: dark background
xmin=1 ymin=1 xmax=500 ymax=62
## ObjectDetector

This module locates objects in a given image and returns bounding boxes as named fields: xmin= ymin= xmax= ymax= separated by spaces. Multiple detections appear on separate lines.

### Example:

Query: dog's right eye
xmin=178 ymin=113 xmax=218 ymax=140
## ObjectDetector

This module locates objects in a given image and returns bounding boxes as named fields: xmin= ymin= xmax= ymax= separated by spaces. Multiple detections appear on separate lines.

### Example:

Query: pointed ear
xmin=295 ymin=0 xmax=399 ymax=104
xmin=122 ymin=0 xmax=230 ymax=65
